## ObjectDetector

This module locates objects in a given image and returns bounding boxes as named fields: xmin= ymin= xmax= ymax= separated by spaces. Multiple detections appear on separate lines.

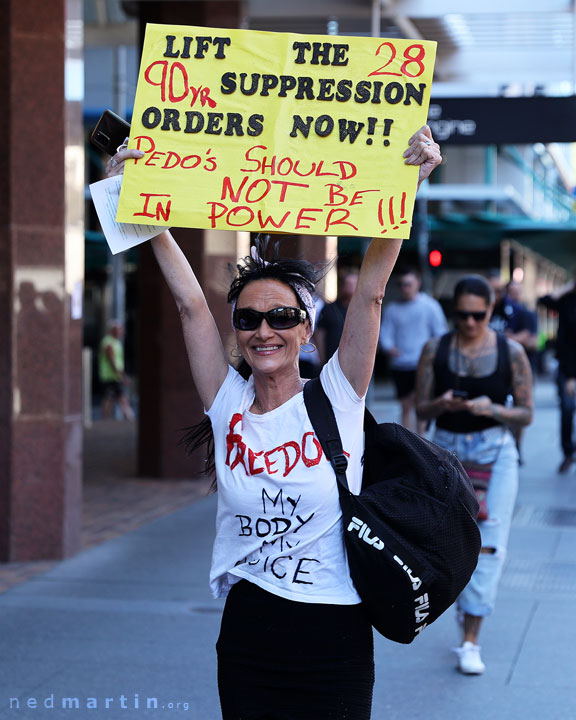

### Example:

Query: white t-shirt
xmin=206 ymin=352 xmax=364 ymax=605
xmin=380 ymin=292 xmax=447 ymax=370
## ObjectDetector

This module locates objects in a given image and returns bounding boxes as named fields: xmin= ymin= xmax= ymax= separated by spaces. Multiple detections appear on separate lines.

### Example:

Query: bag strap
xmin=495 ymin=332 xmax=513 ymax=394
xmin=303 ymin=378 xmax=350 ymax=492
xmin=432 ymin=331 xmax=453 ymax=385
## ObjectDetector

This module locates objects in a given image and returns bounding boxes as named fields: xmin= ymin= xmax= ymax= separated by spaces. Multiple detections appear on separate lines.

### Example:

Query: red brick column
xmin=0 ymin=0 xmax=84 ymax=561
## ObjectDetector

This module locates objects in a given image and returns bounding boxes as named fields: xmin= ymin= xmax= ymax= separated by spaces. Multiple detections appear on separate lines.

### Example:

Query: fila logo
xmin=414 ymin=592 xmax=430 ymax=625
xmin=347 ymin=517 xmax=385 ymax=550
xmin=414 ymin=593 xmax=430 ymax=634
xmin=393 ymin=554 xmax=422 ymax=591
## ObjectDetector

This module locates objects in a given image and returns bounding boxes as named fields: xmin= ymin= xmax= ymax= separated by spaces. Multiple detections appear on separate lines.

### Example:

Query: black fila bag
xmin=304 ymin=378 xmax=481 ymax=645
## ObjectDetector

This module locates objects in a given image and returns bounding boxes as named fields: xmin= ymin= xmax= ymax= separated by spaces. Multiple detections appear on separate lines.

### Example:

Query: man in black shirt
xmin=315 ymin=271 xmax=358 ymax=364
xmin=489 ymin=275 xmax=538 ymax=463
xmin=489 ymin=277 xmax=538 ymax=358
xmin=538 ymin=272 xmax=576 ymax=474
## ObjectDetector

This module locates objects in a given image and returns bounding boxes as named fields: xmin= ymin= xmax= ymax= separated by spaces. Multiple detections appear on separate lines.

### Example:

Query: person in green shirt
xmin=98 ymin=320 xmax=134 ymax=420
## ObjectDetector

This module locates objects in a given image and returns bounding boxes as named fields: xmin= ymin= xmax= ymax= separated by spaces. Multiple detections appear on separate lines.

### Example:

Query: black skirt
xmin=217 ymin=580 xmax=374 ymax=720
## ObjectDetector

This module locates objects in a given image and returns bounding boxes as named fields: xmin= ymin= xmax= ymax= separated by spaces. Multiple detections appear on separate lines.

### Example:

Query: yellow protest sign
xmin=117 ymin=24 xmax=436 ymax=238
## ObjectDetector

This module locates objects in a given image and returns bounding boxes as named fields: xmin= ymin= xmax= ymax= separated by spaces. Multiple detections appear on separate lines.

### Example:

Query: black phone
xmin=452 ymin=389 xmax=469 ymax=399
xmin=90 ymin=110 xmax=131 ymax=156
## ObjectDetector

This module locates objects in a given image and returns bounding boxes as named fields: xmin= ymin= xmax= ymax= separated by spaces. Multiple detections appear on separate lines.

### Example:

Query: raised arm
xmin=107 ymin=149 xmax=229 ymax=409
xmin=538 ymin=279 xmax=575 ymax=307
xmin=338 ymin=126 xmax=442 ymax=396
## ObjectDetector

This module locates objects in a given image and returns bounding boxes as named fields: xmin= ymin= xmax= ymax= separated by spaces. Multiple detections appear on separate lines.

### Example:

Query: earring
xmin=231 ymin=345 xmax=242 ymax=358
xmin=300 ymin=342 xmax=316 ymax=354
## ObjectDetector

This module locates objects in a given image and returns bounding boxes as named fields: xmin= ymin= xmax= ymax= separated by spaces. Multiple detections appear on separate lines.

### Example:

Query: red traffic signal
xmin=428 ymin=249 xmax=442 ymax=267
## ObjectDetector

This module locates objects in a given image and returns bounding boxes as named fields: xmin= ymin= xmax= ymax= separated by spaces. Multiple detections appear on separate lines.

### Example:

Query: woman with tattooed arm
xmin=415 ymin=275 xmax=533 ymax=676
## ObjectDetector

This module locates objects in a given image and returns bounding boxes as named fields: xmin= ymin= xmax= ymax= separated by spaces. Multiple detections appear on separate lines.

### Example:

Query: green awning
xmin=430 ymin=213 xmax=576 ymax=267
xmin=338 ymin=212 xmax=575 ymax=269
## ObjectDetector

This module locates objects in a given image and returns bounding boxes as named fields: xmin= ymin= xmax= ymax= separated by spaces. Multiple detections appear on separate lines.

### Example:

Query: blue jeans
xmin=557 ymin=371 xmax=575 ymax=459
xmin=434 ymin=426 xmax=519 ymax=617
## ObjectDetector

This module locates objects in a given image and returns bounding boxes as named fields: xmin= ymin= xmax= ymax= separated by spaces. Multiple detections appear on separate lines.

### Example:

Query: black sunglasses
xmin=454 ymin=310 xmax=488 ymax=322
xmin=233 ymin=306 xmax=307 ymax=331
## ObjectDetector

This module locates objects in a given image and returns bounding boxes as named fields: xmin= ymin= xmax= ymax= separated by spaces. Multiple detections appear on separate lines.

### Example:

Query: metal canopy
xmin=420 ymin=183 xmax=533 ymax=216
xmin=246 ymin=0 xmax=576 ymax=96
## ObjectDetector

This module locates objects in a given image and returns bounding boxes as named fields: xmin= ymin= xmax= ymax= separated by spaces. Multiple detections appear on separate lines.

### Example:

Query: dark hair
xmin=485 ymin=268 xmax=501 ymax=281
xmin=180 ymin=235 xmax=325 ymax=489
xmin=227 ymin=235 xmax=318 ymax=308
xmin=453 ymin=275 xmax=495 ymax=306
xmin=397 ymin=265 xmax=421 ymax=279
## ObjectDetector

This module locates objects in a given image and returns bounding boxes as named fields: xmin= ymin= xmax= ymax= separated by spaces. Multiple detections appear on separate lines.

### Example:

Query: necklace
xmin=454 ymin=331 xmax=493 ymax=377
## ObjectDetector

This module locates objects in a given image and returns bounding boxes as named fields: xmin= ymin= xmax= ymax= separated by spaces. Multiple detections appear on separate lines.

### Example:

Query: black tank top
xmin=433 ymin=332 xmax=512 ymax=433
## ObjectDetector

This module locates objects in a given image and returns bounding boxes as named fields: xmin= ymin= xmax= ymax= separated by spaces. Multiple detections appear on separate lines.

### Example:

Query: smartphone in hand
xmin=452 ymin=389 xmax=469 ymax=399
xmin=90 ymin=110 xmax=131 ymax=156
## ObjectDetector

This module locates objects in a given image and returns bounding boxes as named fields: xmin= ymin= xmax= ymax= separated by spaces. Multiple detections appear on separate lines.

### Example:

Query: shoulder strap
xmin=303 ymin=378 xmax=350 ymax=491
xmin=496 ymin=332 xmax=513 ymax=392
xmin=432 ymin=331 xmax=452 ymax=383
xmin=433 ymin=331 xmax=452 ymax=367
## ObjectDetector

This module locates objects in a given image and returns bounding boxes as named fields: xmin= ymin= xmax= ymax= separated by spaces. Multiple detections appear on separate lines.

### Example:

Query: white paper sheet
xmin=89 ymin=175 xmax=164 ymax=254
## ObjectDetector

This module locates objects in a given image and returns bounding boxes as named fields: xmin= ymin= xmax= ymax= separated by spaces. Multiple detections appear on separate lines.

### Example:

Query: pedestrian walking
xmin=538 ymin=270 xmax=576 ymax=474
xmin=98 ymin=319 xmax=135 ymax=421
xmin=487 ymin=275 xmax=538 ymax=464
xmin=298 ymin=295 xmax=324 ymax=378
xmin=415 ymin=275 xmax=533 ymax=675
xmin=315 ymin=270 xmax=358 ymax=365
xmin=488 ymin=273 xmax=538 ymax=370
xmin=379 ymin=267 xmax=447 ymax=433
xmin=107 ymin=126 xmax=441 ymax=719
xmin=505 ymin=279 xmax=539 ymax=363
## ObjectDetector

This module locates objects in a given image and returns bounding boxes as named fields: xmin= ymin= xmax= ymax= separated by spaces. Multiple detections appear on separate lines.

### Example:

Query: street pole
xmin=416 ymin=196 xmax=432 ymax=294
xmin=371 ymin=0 xmax=381 ymax=38
xmin=111 ymin=45 xmax=128 ymax=325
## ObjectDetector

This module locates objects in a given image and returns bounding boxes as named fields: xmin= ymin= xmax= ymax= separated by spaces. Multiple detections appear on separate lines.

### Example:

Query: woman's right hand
xmin=439 ymin=389 xmax=469 ymax=413
xmin=105 ymin=147 xmax=144 ymax=179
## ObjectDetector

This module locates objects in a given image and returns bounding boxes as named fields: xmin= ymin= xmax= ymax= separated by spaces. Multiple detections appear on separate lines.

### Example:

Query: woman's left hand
xmin=403 ymin=125 xmax=442 ymax=188
xmin=105 ymin=147 xmax=145 ymax=178
xmin=465 ymin=395 xmax=493 ymax=416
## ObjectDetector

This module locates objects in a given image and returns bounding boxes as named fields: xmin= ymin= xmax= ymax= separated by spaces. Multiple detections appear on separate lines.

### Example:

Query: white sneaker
xmin=453 ymin=641 xmax=486 ymax=675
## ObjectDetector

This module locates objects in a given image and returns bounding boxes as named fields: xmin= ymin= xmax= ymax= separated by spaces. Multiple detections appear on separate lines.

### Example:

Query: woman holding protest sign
xmin=107 ymin=125 xmax=441 ymax=720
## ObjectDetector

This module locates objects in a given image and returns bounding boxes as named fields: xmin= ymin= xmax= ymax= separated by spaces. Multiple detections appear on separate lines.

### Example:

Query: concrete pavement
xmin=1 ymin=379 xmax=575 ymax=719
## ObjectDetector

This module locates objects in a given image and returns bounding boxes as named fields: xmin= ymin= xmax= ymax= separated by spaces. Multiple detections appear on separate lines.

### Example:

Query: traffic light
xmin=428 ymin=247 xmax=443 ymax=267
